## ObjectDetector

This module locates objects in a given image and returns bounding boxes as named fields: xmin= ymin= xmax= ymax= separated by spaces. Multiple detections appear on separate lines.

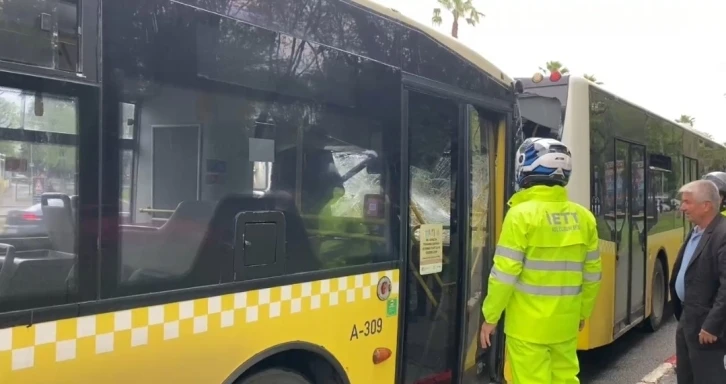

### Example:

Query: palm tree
xmin=584 ymin=74 xmax=604 ymax=85
xmin=675 ymin=115 xmax=695 ymax=127
xmin=539 ymin=61 xmax=569 ymax=76
xmin=432 ymin=0 xmax=485 ymax=39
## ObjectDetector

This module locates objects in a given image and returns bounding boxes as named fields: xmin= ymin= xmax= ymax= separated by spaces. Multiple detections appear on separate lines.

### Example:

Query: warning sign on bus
xmin=419 ymin=224 xmax=443 ymax=275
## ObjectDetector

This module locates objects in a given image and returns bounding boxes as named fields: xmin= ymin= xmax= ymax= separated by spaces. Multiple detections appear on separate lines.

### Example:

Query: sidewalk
xmin=637 ymin=355 xmax=676 ymax=384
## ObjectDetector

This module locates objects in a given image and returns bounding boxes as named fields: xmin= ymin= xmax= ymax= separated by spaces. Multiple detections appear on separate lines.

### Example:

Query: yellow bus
xmin=517 ymin=73 xmax=726 ymax=350
xmin=0 ymin=0 xmax=520 ymax=383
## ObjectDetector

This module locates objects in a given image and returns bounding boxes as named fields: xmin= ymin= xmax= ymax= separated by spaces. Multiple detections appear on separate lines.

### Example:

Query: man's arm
xmin=482 ymin=209 xmax=527 ymax=324
xmin=581 ymin=212 xmax=602 ymax=321
xmin=702 ymin=239 xmax=726 ymax=337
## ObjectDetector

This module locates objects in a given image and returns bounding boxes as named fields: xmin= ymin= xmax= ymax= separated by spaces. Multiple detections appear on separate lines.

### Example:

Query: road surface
xmin=660 ymin=371 xmax=676 ymax=384
xmin=579 ymin=316 xmax=676 ymax=384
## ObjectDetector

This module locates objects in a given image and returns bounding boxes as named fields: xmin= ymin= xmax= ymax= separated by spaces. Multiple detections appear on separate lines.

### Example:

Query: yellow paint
xmin=0 ymin=270 xmax=399 ymax=384
xmin=646 ymin=227 xmax=685 ymax=304
xmin=493 ymin=119 xmax=506 ymax=241
xmin=578 ymin=227 xmax=683 ymax=350
xmin=577 ymin=239 xmax=616 ymax=349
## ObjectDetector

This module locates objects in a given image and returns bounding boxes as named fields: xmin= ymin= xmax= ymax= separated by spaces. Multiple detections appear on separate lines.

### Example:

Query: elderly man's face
xmin=680 ymin=191 xmax=714 ymax=224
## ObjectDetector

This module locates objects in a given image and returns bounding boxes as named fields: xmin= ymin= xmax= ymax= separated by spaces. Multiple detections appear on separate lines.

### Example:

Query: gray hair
xmin=679 ymin=179 xmax=721 ymax=206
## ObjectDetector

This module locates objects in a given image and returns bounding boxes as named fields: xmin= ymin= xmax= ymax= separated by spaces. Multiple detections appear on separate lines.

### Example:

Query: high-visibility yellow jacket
xmin=722 ymin=209 xmax=726 ymax=217
xmin=482 ymin=185 xmax=602 ymax=344
xmin=317 ymin=187 xmax=372 ymax=268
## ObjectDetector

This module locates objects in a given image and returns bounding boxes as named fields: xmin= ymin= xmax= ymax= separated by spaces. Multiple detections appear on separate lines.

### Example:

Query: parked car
xmin=2 ymin=199 xmax=64 ymax=236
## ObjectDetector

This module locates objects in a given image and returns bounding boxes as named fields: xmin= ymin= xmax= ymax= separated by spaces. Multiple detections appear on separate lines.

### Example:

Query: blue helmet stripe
xmin=523 ymin=147 xmax=539 ymax=166
xmin=532 ymin=165 xmax=557 ymax=174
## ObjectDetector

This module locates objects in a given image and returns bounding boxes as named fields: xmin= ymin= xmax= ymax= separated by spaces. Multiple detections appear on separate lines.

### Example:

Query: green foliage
xmin=0 ymin=90 xmax=77 ymax=175
xmin=539 ymin=61 xmax=569 ymax=75
xmin=432 ymin=0 xmax=485 ymax=38
xmin=674 ymin=114 xmax=695 ymax=127
xmin=583 ymin=73 xmax=604 ymax=85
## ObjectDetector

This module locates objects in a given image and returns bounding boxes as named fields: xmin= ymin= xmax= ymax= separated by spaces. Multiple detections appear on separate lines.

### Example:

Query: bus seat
xmin=120 ymin=200 xmax=216 ymax=279
xmin=0 ymin=245 xmax=75 ymax=298
xmin=200 ymin=193 xmax=318 ymax=274
xmin=41 ymin=193 xmax=76 ymax=254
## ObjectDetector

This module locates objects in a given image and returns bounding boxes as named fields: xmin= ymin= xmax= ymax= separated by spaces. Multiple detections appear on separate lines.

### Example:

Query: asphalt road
xmin=579 ymin=315 xmax=677 ymax=384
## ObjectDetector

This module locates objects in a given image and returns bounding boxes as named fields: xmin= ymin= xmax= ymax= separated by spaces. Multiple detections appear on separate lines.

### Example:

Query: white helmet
xmin=515 ymin=137 xmax=572 ymax=189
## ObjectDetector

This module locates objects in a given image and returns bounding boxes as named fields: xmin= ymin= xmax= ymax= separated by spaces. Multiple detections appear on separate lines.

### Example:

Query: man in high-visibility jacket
xmin=480 ymin=137 xmax=602 ymax=384
xmin=702 ymin=171 xmax=726 ymax=216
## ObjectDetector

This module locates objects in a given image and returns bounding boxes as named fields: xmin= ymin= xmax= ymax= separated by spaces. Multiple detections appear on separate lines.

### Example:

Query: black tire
xmin=238 ymin=369 xmax=313 ymax=384
xmin=644 ymin=260 xmax=666 ymax=332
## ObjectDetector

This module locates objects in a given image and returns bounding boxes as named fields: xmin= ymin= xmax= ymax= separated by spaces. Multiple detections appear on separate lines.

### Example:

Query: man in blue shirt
xmin=674 ymin=225 xmax=704 ymax=302
xmin=669 ymin=179 xmax=726 ymax=384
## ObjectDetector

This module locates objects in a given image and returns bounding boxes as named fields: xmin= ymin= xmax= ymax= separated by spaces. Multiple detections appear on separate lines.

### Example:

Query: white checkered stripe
xmin=0 ymin=270 xmax=398 ymax=372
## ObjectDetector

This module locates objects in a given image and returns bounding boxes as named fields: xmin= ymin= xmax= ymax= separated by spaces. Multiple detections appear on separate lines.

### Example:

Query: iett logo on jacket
xmin=545 ymin=211 xmax=581 ymax=232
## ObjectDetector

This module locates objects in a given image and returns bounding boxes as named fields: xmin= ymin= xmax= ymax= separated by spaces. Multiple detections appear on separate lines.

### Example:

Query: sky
xmin=371 ymin=0 xmax=726 ymax=143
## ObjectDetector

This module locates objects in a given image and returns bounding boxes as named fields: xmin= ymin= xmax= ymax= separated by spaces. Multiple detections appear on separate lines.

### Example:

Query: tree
xmin=539 ymin=61 xmax=569 ymax=75
xmin=675 ymin=115 xmax=695 ymax=127
xmin=0 ymin=91 xmax=21 ymax=129
xmin=584 ymin=74 xmax=604 ymax=85
xmin=432 ymin=0 xmax=484 ymax=39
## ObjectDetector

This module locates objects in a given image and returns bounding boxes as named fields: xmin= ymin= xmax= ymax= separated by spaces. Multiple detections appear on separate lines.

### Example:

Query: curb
xmin=636 ymin=355 xmax=676 ymax=384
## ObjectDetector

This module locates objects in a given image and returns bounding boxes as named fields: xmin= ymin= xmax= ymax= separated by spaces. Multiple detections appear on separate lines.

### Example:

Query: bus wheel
xmin=238 ymin=369 xmax=312 ymax=384
xmin=644 ymin=260 xmax=666 ymax=332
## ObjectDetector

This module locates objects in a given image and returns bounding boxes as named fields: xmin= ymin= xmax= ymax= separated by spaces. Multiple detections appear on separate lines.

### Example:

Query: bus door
xmin=400 ymin=86 xmax=503 ymax=383
xmin=148 ymin=124 xmax=201 ymax=225
xmin=613 ymin=139 xmax=647 ymax=335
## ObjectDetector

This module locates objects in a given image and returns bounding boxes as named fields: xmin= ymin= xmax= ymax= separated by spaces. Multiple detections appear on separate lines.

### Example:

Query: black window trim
xmin=0 ymin=69 xmax=101 ymax=315
xmin=0 ymin=0 xmax=100 ymax=84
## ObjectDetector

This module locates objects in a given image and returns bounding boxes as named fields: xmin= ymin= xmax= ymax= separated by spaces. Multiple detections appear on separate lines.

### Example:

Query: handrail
xmin=139 ymin=207 xmax=175 ymax=214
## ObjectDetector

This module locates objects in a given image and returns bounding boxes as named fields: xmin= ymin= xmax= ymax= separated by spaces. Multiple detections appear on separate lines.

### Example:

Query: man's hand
xmin=579 ymin=320 xmax=585 ymax=331
xmin=699 ymin=329 xmax=718 ymax=345
xmin=480 ymin=322 xmax=497 ymax=348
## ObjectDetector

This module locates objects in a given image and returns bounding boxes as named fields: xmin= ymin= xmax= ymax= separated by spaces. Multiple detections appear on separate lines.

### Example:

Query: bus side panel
xmin=645 ymin=228 xmax=685 ymax=309
xmin=577 ymin=239 xmax=617 ymax=349
xmin=0 ymin=270 xmax=400 ymax=384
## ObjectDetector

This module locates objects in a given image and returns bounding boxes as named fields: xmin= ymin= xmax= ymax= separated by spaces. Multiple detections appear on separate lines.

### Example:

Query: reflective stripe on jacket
xmin=482 ymin=185 xmax=602 ymax=344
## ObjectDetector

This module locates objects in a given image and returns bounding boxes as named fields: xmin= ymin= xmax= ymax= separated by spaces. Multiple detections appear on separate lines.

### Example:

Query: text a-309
xmin=349 ymin=318 xmax=383 ymax=341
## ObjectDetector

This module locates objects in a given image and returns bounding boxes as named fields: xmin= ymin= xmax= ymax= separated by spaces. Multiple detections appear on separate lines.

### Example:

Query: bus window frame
xmin=0 ymin=0 xmax=100 ymax=85
xmin=0 ymin=70 xmax=100 ymax=326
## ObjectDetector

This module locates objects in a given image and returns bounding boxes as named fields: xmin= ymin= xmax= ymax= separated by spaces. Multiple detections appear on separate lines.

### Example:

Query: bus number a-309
xmin=350 ymin=318 xmax=383 ymax=341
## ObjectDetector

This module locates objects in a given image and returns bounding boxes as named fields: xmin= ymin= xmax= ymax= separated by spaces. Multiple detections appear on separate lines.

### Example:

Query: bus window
xmin=107 ymin=3 xmax=400 ymax=296
xmin=462 ymin=107 xmax=497 ymax=380
xmin=0 ymin=0 xmax=80 ymax=72
xmin=0 ymin=84 xmax=80 ymax=312
xmin=119 ymin=102 xmax=136 ymax=224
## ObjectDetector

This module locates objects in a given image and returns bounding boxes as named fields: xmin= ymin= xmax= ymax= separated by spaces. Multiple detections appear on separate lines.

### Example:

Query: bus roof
xmin=350 ymin=0 xmax=513 ymax=86
xmin=519 ymin=74 xmax=726 ymax=149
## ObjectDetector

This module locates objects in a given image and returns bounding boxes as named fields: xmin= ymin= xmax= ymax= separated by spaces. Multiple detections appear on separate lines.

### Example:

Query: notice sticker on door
xmin=419 ymin=224 xmax=443 ymax=275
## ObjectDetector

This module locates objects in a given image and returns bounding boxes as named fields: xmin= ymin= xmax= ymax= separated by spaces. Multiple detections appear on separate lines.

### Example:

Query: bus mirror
xmin=514 ymin=80 xmax=524 ymax=94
